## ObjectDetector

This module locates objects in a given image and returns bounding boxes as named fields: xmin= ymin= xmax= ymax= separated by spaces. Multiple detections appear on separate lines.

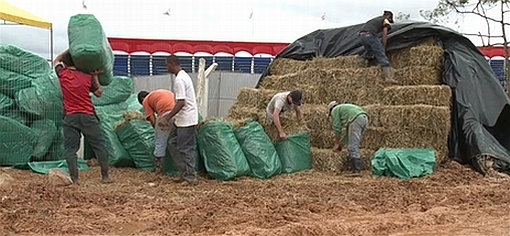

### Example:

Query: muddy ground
xmin=1 ymin=161 xmax=510 ymax=236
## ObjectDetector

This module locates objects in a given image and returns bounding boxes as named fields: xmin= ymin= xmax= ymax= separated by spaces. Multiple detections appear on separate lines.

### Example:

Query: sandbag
xmin=234 ymin=120 xmax=281 ymax=179
xmin=92 ymin=76 xmax=134 ymax=106
xmin=0 ymin=44 xmax=51 ymax=79
xmin=0 ymin=109 xmax=28 ymax=125
xmin=30 ymin=120 xmax=58 ymax=161
xmin=115 ymin=120 xmax=155 ymax=171
xmin=28 ymin=159 xmax=90 ymax=175
xmin=198 ymin=121 xmax=250 ymax=181
xmin=163 ymin=138 xmax=205 ymax=176
xmin=0 ymin=70 xmax=33 ymax=97
xmin=371 ymin=148 xmax=436 ymax=180
xmin=15 ymin=71 xmax=63 ymax=122
xmin=274 ymin=132 xmax=313 ymax=174
xmin=68 ymin=14 xmax=114 ymax=86
xmin=0 ymin=116 xmax=37 ymax=165
xmin=125 ymin=93 xmax=145 ymax=114
xmin=0 ymin=93 xmax=13 ymax=111
xmin=95 ymin=103 xmax=134 ymax=167
xmin=43 ymin=127 xmax=65 ymax=161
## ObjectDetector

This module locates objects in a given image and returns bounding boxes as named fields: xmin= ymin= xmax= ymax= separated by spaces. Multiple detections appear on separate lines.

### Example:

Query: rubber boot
xmin=154 ymin=157 xmax=163 ymax=175
xmin=66 ymin=157 xmax=79 ymax=184
xmin=382 ymin=67 xmax=398 ymax=84
xmin=98 ymin=156 xmax=113 ymax=184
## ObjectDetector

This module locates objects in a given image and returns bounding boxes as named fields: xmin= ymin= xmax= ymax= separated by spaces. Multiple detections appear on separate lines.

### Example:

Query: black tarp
xmin=256 ymin=20 xmax=510 ymax=174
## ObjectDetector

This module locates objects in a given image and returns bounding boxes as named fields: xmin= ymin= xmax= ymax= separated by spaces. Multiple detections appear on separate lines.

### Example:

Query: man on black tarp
xmin=357 ymin=10 xmax=398 ymax=84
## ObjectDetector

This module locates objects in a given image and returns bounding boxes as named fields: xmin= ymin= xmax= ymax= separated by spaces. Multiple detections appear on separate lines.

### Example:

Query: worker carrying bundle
xmin=328 ymin=101 xmax=369 ymax=175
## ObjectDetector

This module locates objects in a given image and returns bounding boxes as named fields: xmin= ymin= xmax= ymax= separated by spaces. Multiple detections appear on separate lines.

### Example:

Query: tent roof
xmin=0 ymin=0 xmax=52 ymax=29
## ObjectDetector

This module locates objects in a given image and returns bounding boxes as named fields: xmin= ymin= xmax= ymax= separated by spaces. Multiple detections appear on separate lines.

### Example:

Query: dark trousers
xmin=167 ymin=123 xmax=197 ymax=182
xmin=63 ymin=113 xmax=109 ymax=182
xmin=359 ymin=33 xmax=391 ymax=68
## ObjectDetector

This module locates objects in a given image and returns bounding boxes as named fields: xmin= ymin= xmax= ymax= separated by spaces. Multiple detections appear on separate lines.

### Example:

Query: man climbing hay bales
xmin=328 ymin=101 xmax=369 ymax=175
xmin=160 ymin=55 xmax=199 ymax=186
xmin=138 ymin=89 xmax=176 ymax=175
xmin=54 ymin=49 xmax=112 ymax=184
xmin=358 ymin=10 xmax=398 ymax=84
xmin=266 ymin=90 xmax=304 ymax=140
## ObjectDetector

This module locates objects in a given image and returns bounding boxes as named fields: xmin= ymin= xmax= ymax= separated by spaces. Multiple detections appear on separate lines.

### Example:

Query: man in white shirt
xmin=265 ymin=90 xmax=303 ymax=140
xmin=161 ymin=55 xmax=199 ymax=185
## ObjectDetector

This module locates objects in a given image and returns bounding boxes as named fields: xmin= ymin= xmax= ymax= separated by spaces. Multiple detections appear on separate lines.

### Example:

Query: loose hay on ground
xmin=382 ymin=85 xmax=452 ymax=106
xmin=233 ymin=88 xmax=279 ymax=110
xmin=311 ymin=148 xmax=375 ymax=173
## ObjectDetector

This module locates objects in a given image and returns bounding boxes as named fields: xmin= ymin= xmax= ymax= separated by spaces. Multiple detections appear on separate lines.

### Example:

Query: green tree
xmin=395 ymin=12 xmax=411 ymax=21
xmin=421 ymin=0 xmax=510 ymax=92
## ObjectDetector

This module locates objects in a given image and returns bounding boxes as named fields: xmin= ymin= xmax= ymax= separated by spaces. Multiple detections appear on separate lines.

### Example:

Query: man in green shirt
xmin=328 ymin=101 xmax=369 ymax=173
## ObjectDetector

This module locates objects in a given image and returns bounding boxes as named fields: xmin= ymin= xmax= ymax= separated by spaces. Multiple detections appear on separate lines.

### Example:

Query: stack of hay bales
xmin=228 ymin=37 xmax=452 ymax=174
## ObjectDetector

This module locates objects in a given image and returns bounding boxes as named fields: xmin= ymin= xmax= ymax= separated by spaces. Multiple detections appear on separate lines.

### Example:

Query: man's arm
xmin=295 ymin=106 xmax=302 ymax=122
xmin=53 ymin=49 xmax=70 ymax=66
xmin=382 ymin=27 xmax=389 ymax=49
xmin=148 ymin=115 xmax=157 ymax=128
xmin=91 ymin=75 xmax=103 ymax=98
xmin=163 ymin=78 xmax=186 ymax=122
xmin=272 ymin=108 xmax=285 ymax=135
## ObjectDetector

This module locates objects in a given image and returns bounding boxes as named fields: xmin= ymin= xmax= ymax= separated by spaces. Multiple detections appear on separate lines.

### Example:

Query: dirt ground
xmin=1 ymin=161 xmax=510 ymax=236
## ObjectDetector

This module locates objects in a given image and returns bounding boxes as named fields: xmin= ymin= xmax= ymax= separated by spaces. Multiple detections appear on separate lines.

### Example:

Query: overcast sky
xmin=0 ymin=0 xmax=506 ymax=59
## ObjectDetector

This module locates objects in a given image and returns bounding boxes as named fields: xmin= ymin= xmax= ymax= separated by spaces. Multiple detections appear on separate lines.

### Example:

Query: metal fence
xmin=131 ymin=71 xmax=261 ymax=118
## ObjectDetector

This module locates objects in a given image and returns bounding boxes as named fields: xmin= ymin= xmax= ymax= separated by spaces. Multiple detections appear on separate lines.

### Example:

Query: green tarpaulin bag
xmin=164 ymin=138 xmax=205 ymax=176
xmin=30 ymin=120 xmax=58 ymax=160
xmin=0 ymin=44 xmax=51 ymax=79
xmin=274 ymin=132 xmax=313 ymax=174
xmin=15 ymin=71 xmax=63 ymax=123
xmin=371 ymin=148 xmax=436 ymax=180
xmin=125 ymin=93 xmax=145 ymax=114
xmin=13 ymin=159 xmax=90 ymax=175
xmin=116 ymin=120 xmax=155 ymax=171
xmin=95 ymin=103 xmax=134 ymax=167
xmin=0 ymin=116 xmax=37 ymax=165
xmin=43 ymin=127 xmax=65 ymax=161
xmin=234 ymin=120 xmax=281 ymax=179
xmin=68 ymin=14 xmax=114 ymax=86
xmin=0 ymin=93 xmax=14 ymax=111
xmin=198 ymin=121 xmax=250 ymax=181
xmin=92 ymin=76 xmax=134 ymax=106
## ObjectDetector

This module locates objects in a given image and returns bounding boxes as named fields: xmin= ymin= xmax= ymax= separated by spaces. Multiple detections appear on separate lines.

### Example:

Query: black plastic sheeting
xmin=256 ymin=21 xmax=510 ymax=174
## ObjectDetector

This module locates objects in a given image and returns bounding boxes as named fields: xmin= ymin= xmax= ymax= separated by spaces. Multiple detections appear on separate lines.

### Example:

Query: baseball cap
xmin=327 ymin=101 xmax=338 ymax=116
xmin=384 ymin=10 xmax=394 ymax=23
xmin=289 ymin=90 xmax=302 ymax=106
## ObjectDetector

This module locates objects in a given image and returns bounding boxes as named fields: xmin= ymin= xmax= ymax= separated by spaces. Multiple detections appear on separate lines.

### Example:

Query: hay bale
xmin=233 ymin=88 xmax=278 ymax=110
xmin=269 ymin=58 xmax=309 ymax=76
xmin=389 ymin=46 xmax=444 ymax=69
xmin=362 ymin=104 xmax=383 ymax=127
xmin=382 ymin=85 xmax=452 ymax=106
xmin=311 ymin=148 xmax=375 ymax=173
xmin=312 ymin=56 xmax=367 ymax=70
xmin=311 ymin=127 xmax=387 ymax=150
xmin=260 ymin=67 xmax=386 ymax=106
xmin=383 ymin=128 xmax=449 ymax=165
xmin=261 ymin=117 xmax=308 ymax=142
xmin=393 ymin=66 xmax=442 ymax=85
xmin=227 ymin=105 xmax=264 ymax=122
xmin=378 ymin=105 xmax=450 ymax=131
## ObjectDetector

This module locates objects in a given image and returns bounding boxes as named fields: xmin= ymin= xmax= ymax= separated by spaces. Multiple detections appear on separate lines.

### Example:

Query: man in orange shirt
xmin=138 ymin=89 xmax=176 ymax=174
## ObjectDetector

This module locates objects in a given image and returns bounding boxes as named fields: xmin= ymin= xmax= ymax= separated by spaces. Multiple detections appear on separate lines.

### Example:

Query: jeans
xmin=63 ymin=113 xmax=109 ymax=182
xmin=167 ymin=123 xmax=198 ymax=182
xmin=154 ymin=111 xmax=173 ymax=158
xmin=347 ymin=115 xmax=368 ymax=160
xmin=359 ymin=33 xmax=391 ymax=68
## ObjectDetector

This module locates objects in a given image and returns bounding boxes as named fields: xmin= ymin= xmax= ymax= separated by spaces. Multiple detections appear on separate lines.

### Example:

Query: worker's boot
xmin=382 ymin=67 xmax=398 ymax=84
xmin=154 ymin=157 xmax=163 ymax=175
xmin=348 ymin=158 xmax=363 ymax=177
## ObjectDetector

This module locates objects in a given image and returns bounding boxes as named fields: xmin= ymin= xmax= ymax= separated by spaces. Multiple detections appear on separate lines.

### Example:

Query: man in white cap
xmin=328 ymin=101 xmax=369 ymax=174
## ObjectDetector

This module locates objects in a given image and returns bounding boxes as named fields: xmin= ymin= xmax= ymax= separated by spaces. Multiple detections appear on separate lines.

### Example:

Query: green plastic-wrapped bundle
xmin=115 ymin=120 xmax=155 ymax=171
xmin=92 ymin=76 xmax=134 ymax=106
xmin=198 ymin=120 xmax=250 ymax=181
xmin=68 ymin=14 xmax=114 ymax=86
xmin=274 ymin=132 xmax=313 ymax=174
xmin=0 ymin=116 xmax=37 ymax=165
